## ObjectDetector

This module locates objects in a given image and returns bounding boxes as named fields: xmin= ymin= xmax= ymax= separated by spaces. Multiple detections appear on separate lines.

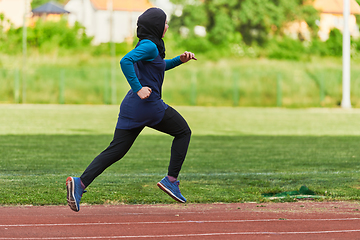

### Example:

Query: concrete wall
xmin=65 ymin=0 xmax=143 ymax=44
xmin=0 ymin=0 xmax=32 ymax=29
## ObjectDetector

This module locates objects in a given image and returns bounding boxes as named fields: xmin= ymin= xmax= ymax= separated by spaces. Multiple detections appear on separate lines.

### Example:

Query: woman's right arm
xmin=120 ymin=40 xmax=158 ymax=99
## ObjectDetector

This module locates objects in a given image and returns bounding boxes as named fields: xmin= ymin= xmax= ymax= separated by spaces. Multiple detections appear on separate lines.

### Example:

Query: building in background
xmin=315 ymin=0 xmax=360 ymax=40
xmin=65 ymin=0 xmax=153 ymax=44
xmin=31 ymin=1 xmax=70 ymax=23
xmin=0 ymin=0 xmax=32 ymax=30
xmin=286 ymin=0 xmax=360 ymax=41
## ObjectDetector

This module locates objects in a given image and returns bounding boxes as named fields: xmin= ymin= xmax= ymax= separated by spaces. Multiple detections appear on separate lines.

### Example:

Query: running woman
xmin=66 ymin=7 xmax=197 ymax=212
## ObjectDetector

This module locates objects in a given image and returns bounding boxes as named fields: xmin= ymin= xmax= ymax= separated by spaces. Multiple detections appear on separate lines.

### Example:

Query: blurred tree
xmin=356 ymin=0 xmax=360 ymax=23
xmin=31 ymin=0 xmax=50 ymax=9
xmin=0 ymin=18 xmax=93 ymax=54
xmin=170 ymin=0 xmax=319 ymax=47
xmin=31 ymin=0 xmax=68 ymax=9
xmin=0 ymin=13 xmax=5 ymax=41
xmin=325 ymin=28 xmax=343 ymax=56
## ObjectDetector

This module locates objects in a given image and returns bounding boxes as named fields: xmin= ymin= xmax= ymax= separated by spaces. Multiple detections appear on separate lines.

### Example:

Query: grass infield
xmin=1 ymin=104 xmax=360 ymax=205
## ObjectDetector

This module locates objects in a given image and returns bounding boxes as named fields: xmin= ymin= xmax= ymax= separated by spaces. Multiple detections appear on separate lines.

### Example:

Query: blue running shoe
xmin=157 ymin=176 xmax=187 ymax=203
xmin=66 ymin=177 xmax=86 ymax=212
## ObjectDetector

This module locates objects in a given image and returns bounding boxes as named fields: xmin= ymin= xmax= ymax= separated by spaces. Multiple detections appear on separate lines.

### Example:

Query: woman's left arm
xmin=165 ymin=51 xmax=197 ymax=71
xmin=165 ymin=56 xmax=182 ymax=71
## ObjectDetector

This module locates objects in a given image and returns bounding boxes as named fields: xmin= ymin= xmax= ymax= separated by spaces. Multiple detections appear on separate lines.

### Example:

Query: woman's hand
xmin=180 ymin=51 xmax=197 ymax=63
xmin=137 ymin=87 xmax=152 ymax=99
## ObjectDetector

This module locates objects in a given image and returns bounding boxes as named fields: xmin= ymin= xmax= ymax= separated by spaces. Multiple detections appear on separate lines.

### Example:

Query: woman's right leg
xmin=150 ymin=106 xmax=191 ymax=179
xmin=80 ymin=127 xmax=143 ymax=188
xmin=151 ymin=106 xmax=191 ymax=203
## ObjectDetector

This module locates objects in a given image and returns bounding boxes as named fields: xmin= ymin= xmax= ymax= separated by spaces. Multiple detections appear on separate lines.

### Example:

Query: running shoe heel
xmin=66 ymin=177 xmax=85 ymax=212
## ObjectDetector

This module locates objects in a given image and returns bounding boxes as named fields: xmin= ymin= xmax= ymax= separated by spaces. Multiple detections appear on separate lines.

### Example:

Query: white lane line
xmin=2 ymin=169 xmax=360 ymax=178
xmin=1 ymin=230 xmax=360 ymax=239
xmin=1 ymin=217 xmax=360 ymax=228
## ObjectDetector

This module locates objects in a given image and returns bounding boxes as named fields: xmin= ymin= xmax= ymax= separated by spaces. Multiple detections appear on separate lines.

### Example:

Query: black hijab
xmin=137 ymin=8 xmax=167 ymax=59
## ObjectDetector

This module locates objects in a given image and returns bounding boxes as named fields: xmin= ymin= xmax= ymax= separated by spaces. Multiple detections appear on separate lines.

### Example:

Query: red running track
xmin=1 ymin=202 xmax=360 ymax=239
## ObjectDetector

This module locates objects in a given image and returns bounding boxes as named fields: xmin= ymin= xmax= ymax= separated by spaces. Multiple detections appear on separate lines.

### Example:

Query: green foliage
xmin=169 ymin=0 xmax=319 ymax=50
xmin=167 ymin=0 xmax=325 ymax=59
xmin=0 ymin=17 xmax=135 ymax=56
xmin=31 ymin=0 xmax=49 ymax=9
xmin=0 ymin=18 xmax=94 ymax=54
xmin=31 ymin=0 xmax=50 ymax=9
xmin=266 ymin=37 xmax=306 ymax=60
xmin=325 ymin=28 xmax=343 ymax=56
xmin=0 ymin=27 xmax=22 ymax=54
xmin=1 ymin=0 xmax=360 ymax=60
xmin=0 ymin=13 xmax=7 ymax=41
xmin=352 ymin=37 xmax=360 ymax=52
xmin=31 ymin=0 xmax=68 ymax=9
xmin=263 ymin=27 xmax=348 ymax=60
xmin=308 ymin=38 xmax=330 ymax=56
xmin=0 ymin=13 xmax=17 ymax=52
xmin=27 ymin=19 xmax=90 ymax=49
xmin=300 ymin=4 xmax=320 ymax=38
xmin=310 ymin=28 xmax=360 ymax=58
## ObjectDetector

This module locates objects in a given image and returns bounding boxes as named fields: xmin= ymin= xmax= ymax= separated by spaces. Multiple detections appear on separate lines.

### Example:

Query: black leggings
xmin=80 ymin=106 xmax=191 ymax=187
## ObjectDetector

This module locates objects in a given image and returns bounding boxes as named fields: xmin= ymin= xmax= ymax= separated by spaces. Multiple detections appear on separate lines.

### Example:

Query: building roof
xmin=313 ymin=0 xmax=360 ymax=14
xmin=32 ymin=1 xmax=70 ymax=14
xmin=90 ymin=0 xmax=153 ymax=12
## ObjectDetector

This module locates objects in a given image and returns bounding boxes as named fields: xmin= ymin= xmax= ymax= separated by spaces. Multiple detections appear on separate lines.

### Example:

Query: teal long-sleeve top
xmin=120 ymin=39 xmax=183 ymax=93
xmin=117 ymin=39 xmax=183 ymax=129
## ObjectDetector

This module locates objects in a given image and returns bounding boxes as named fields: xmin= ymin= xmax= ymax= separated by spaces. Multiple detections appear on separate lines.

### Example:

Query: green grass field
xmin=1 ymin=104 xmax=360 ymax=205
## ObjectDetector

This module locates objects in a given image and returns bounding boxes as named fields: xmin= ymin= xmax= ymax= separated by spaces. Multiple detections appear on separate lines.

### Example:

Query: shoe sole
xmin=157 ymin=182 xmax=186 ymax=203
xmin=66 ymin=177 xmax=79 ymax=212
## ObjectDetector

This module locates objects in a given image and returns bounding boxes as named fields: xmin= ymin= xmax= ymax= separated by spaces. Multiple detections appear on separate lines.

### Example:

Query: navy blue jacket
xmin=117 ymin=39 xmax=182 ymax=129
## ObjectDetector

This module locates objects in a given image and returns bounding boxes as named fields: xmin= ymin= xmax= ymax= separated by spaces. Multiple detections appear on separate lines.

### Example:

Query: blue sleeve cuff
xmin=165 ymin=56 xmax=183 ymax=71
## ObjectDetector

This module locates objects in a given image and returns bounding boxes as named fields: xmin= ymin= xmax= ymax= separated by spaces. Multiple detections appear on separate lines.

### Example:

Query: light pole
xmin=22 ymin=0 xmax=28 ymax=103
xmin=108 ymin=0 xmax=116 ymax=105
xmin=341 ymin=0 xmax=351 ymax=108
